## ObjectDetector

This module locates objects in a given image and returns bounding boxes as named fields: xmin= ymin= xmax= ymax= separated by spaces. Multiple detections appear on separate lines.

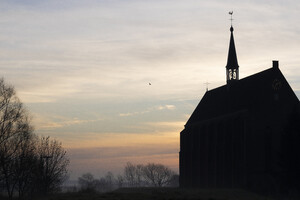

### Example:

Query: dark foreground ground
xmin=34 ymin=188 xmax=275 ymax=200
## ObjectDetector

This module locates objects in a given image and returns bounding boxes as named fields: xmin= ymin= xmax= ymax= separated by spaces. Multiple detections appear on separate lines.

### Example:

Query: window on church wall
xmin=231 ymin=70 xmax=236 ymax=80
xmin=194 ymin=127 xmax=200 ymax=152
xmin=226 ymin=119 xmax=234 ymax=135
xmin=228 ymin=69 xmax=233 ymax=80
xmin=223 ymin=120 xmax=233 ymax=183
xmin=217 ymin=123 xmax=225 ymax=150
xmin=208 ymin=124 xmax=214 ymax=157
xmin=227 ymin=69 xmax=238 ymax=80
xmin=227 ymin=69 xmax=231 ymax=80
xmin=180 ymin=132 xmax=185 ymax=152
xmin=233 ymin=69 xmax=238 ymax=79
xmin=207 ymin=123 xmax=216 ymax=186
xmin=231 ymin=117 xmax=241 ymax=183
xmin=235 ymin=116 xmax=247 ymax=185
xmin=185 ymin=131 xmax=191 ymax=153
xmin=199 ymin=126 xmax=205 ymax=150
xmin=264 ymin=127 xmax=272 ymax=172
xmin=189 ymin=131 xmax=194 ymax=151
xmin=195 ymin=125 xmax=204 ymax=185
xmin=199 ymin=126 xmax=207 ymax=166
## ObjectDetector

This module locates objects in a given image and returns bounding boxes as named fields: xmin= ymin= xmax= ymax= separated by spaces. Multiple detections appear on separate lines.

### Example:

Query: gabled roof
xmin=185 ymin=66 xmax=299 ymax=126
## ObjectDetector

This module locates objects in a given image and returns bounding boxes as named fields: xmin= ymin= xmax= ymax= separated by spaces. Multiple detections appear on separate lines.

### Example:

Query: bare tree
xmin=35 ymin=136 xmax=69 ymax=195
xmin=124 ymin=162 xmax=136 ymax=186
xmin=0 ymin=78 xmax=33 ymax=199
xmin=123 ymin=162 xmax=177 ymax=187
xmin=78 ymin=172 xmax=116 ymax=193
xmin=0 ymin=78 xmax=69 ymax=199
xmin=168 ymin=174 xmax=179 ymax=187
xmin=78 ymin=173 xmax=97 ymax=192
xmin=13 ymin=133 xmax=38 ymax=199
xmin=135 ymin=164 xmax=144 ymax=186
xmin=124 ymin=162 xmax=143 ymax=187
xmin=104 ymin=171 xmax=115 ymax=191
xmin=141 ymin=163 xmax=175 ymax=187
xmin=116 ymin=174 xmax=124 ymax=188
xmin=96 ymin=172 xmax=116 ymax=192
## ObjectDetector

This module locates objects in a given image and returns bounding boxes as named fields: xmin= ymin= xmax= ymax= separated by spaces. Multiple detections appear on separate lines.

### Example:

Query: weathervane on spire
xmin=229 ymin=11 xmax=233 ymax=26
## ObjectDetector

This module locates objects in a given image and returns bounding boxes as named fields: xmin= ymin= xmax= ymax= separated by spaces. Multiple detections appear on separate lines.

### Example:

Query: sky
xmin=1 ymin=0 xmax=300 ymax=180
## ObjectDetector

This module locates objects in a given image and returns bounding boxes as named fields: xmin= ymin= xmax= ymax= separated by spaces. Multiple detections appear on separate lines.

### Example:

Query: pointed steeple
xmin=226 ymin=26 xmax=239 ymax=83
xmin=226 ymin=26 xmax=239 ymax=70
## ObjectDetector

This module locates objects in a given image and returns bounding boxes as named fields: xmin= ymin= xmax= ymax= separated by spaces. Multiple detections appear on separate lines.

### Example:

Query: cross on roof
xmin=229 ymin=11 xmax=234 ymax=26
xmin=204 ymin=82 xmax=210 ymax=91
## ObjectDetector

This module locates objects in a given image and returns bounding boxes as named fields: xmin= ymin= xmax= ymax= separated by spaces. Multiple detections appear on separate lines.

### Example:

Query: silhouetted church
xmin=179 ymin=25 xmax=300 ymax=192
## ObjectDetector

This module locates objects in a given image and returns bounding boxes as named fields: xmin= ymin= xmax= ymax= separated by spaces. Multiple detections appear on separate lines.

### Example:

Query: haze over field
xmin=1 ymin=0 xmax=300 ymax=179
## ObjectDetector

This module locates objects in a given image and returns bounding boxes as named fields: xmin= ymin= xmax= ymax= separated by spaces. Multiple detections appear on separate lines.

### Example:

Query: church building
xmin=179 ymin=24 xmax=300 ymax=192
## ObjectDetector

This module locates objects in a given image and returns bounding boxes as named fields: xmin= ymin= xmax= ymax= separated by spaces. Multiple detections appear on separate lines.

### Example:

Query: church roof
xmin=226 ymin=26 xmax=239 ymax=70
xmin=185 ymin=66 xmax=299 ymax=127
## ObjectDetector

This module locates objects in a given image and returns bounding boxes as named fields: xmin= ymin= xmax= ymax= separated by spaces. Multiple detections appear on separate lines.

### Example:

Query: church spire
xmin=226 ymin=12 xmax=239 ymax=83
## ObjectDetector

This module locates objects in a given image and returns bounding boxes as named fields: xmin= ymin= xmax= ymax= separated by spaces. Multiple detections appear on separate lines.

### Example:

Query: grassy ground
xmin=37 ymin=188 xmax=274 ymax=200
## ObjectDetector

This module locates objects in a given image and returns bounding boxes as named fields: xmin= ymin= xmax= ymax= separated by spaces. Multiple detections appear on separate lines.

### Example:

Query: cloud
xmin=48 ymin=126 xmax=180 ymax=149
xmin=145 ymin=121 xmax=184 ymax=129
xmin=3 ymin=0 xmax=300 ymax=104
xmin=68 ymin=144 xmax=178 ymax=161
xmin=32 ymin=113 xmax=103 ymax=131
xmin=157 ymin=104 xmax=175 ymax=110
xmin=119 ymin=104 xmax=176 ymax=117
